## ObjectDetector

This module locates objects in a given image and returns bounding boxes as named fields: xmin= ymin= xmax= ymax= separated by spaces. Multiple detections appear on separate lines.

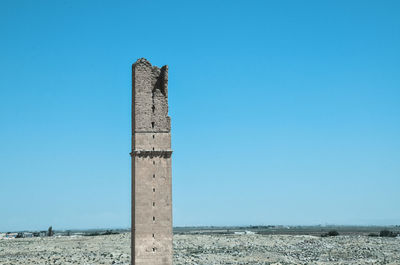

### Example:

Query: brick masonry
xmin=131 ymin=58 xmax=172 ymax=265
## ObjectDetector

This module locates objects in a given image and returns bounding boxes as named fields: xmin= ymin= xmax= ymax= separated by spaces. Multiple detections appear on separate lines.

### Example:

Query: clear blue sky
xmin=1 ymin=0 xmax=399 ymax=231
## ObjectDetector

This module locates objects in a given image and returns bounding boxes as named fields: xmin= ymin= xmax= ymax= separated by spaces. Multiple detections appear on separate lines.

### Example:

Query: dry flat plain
xmin=0 ymin=233 xmax=399 ymax=265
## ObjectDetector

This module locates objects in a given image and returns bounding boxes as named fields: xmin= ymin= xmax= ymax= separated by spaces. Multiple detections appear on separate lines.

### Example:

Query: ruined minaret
xmin=131 ymin=58 xmax=173 ymax=265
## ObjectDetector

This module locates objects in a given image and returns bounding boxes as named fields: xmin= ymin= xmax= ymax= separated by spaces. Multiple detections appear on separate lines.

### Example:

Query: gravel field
xmin=0 ymin=233 xmax=399 ymax=265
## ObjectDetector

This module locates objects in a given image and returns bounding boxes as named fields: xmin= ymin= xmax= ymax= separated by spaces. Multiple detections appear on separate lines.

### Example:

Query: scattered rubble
xmin=0 ymin=233 xmax=398 ymax=264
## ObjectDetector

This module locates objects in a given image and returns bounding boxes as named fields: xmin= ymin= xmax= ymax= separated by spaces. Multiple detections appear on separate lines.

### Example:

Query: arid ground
xmin=0 ymin=233 xmax=399 ymax=265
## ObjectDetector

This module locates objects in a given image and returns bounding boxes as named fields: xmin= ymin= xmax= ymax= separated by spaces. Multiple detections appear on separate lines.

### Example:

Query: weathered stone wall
xmin=131 ymin=58 xmax=172 ymax=265
xmin=132 ymin=58 xmax=170 ymax=132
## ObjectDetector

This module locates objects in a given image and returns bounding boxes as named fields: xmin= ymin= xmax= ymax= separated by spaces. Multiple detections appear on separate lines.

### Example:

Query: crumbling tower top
xmin=132 ymin=58 xmax=170 ymax=133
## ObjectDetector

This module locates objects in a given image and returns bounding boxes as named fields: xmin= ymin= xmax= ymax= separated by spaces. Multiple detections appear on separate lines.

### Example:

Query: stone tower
xmin=131 ymin=58 xmax=173 ymax=265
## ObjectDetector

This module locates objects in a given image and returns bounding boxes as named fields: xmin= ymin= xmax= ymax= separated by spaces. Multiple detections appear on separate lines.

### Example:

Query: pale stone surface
xmin=131 ymin=58 xmax=172 ymax=265
xmin=1 ymin=233 xmax=399 ymax=265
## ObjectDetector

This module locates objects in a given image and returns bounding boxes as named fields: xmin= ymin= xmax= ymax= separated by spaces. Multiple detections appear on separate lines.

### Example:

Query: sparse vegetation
xmin=321 ymin=230 xmax=339 ymax=237
xmin=84 ymin=230 xmax=119 ymax=237
xmin=47 ymin=226 xmax=54 ymax=237
xmin=379 ymin=230 xmax=397 ymax=238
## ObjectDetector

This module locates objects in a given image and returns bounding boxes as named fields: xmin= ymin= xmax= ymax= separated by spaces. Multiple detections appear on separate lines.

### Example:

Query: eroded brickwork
xmin=131 ymin=58 xmax=172 ymax=265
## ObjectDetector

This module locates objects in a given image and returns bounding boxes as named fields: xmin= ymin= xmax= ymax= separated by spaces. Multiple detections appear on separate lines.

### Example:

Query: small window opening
xmin=153 ymin=188 xmax=155 ymax=192
xmin=152 ymin=134 xmax=155 ymax=139
xmin=153 ymin=216 xmax=155 ymax=221
xmin=152 ymin=147 xmax=154 ymax=151
xmin=151 ymin=122 xmax=155 ymax=128
xmin=152 ymin=202 xmax=155 ymax=206
xmin=152 ymin=233 xmax=155 ymax=238
xmin=153 ymin=174 xmax=155 ymax=178
xmin=152 ymin=247 xmax=156 ymax=252
xmin=152 ymin=105 xmax=155 ymax=113
xmin=153 ymin=161 xmax=155 ymax=165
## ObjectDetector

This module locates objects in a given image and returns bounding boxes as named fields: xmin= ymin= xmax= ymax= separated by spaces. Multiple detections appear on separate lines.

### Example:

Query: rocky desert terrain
xmin=0 ymin=233 xmax=399 ymax=265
